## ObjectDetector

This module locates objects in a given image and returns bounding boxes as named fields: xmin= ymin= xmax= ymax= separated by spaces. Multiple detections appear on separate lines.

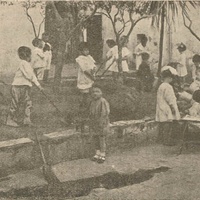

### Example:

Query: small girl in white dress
xmin=156 ymin=69 xmax=180 ymax=145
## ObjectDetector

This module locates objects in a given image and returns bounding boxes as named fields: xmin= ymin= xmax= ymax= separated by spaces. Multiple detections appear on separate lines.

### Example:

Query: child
xmin=75 ymin=42 xmax=96 ymax=132
xmin=32 ymin=38 xmax=45 ymax=81
xmin=156 ymin=69 xmax=180 ymax=145
xmin=191 ymin=54 xmax=200 ymax=81
xmin=184 ymin=90 xmax=200 ymax=133
xmin=120 ymin=36 xmax=131 ymax=73
xmin=6 ymin=46 xmax=43 ymax=127
xmin=106 ymin=39 xmax=118 ymax=81
xmin=137 ymin=52 xmax=154 ymax=92
xmin=89 ymin=85 xmax=110 ymax=163
xmin=43 ymin=43 xmax=52 ymax=82
xmin=42 ymin=33 xmax=52 ymax=82
xmin=190 ymin=69 xmax=200 ymax=93
xmin=188 ymin=90 xmax=200 ymax=116
xmin=134 ymin=34 xmax=149 ymax=71
xmin=176 ymin=43 xmax=187 ymax=84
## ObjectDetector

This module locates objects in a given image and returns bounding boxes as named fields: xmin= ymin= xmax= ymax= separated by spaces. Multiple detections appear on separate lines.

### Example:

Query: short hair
xmin=161 ymin=69 xmax=173 ymax=79
xmin=32 ymin=38 xmax=43 ymax=47
xmin=141 ymin=52 xmax=149 ymax=61
xmin=141 ymin=35 xmax=148 ymax=43
xmin=43 ymin=43 xmax=51 ymax=52
xmin=106 ymin=39 xmax=116 ymax=47
xmin=18 ymin=46 xmax=31 ymax=60
xmin=177 ymin=43 xmax=186 ymax=52
xmin=193 ymin=90 xmax=200 ymax=103
xmin=78 ymin=42 xmax=89 ymax=52
xmin=192 ymin=54 xmax=200 ymax=63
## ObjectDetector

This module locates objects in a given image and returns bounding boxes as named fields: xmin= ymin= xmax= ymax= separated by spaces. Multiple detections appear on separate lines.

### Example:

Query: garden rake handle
xmin=99 ymin=59 xmax=115 ymax=78
xmin=40 ymin=89 xmax=63 ymax=117
xmin=34 ymin=129 xmax=47 ymax=165
xmin=95 ymin=61 xmax=106 ymax=75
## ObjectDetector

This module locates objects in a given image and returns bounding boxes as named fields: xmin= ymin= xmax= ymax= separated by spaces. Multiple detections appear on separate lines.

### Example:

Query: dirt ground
xmin=0 ymin=74 xmax=156 ymax=141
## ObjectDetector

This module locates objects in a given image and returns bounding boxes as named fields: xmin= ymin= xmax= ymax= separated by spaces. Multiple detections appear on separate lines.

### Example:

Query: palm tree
xmin=145 ymin=1 xmax=197 ymax=76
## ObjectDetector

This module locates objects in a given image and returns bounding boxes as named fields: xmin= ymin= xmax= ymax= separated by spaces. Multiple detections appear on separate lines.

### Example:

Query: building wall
xmin=0 ymin=3 xmax=44 ymax=80
xmin=101 ymin=5 xmax=200 ymax=69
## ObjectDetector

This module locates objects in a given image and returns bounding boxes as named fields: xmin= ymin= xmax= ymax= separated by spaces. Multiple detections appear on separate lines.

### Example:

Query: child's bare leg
xmin=91 ymin=135 xmax=101 ymax=161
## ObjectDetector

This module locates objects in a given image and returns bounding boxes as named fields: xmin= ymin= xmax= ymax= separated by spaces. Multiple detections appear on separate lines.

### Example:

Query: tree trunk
xmin=157 ymin=7 xmax=165 ymax=77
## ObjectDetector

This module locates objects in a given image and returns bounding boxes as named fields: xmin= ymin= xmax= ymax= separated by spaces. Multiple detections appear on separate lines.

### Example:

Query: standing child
xmin=176 ymin=43 xmax=188 ymax=84
xmin=120 ymin=36 xmax=131 ymax=74
xmin=137 ymin=52 xmax=154 ymax=92
xmin=42 ymin=33 xmax=52 ymax=82
xmin=32 ymin=38 xmax=45 ymax=81
xmin=106 ymin=39 xmax=118 ymax=81
xmin=156 ymin=69 xmax=180 ymax=145
xmin=135 ymin=34 xmax=149 ymax=71
xmin=6 ymin=46 xmax=43 ymax=127
xmin=191 ymin=54 xmax=200 ymax=81
xmin=190 ymin=69 xmax=200 ymax=93
xmin=90 ymin=85 xmax=110 ymax=163
xmin=75 ymin=42 xmax=96 ymax=132
xmin=43 ymin=43 xmax=52 ymax=82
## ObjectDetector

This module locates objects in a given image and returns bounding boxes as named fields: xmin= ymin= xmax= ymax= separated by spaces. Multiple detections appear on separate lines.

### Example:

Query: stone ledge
xmin=0 ymin=138 xmax=33 ymax=150
xmin=44 ymin=129 xmax=78 ymax=140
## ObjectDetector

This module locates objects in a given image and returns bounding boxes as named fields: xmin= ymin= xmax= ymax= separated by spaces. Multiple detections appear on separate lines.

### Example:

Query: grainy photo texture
xmin=0 ymin=0 xmax=200 ymax=199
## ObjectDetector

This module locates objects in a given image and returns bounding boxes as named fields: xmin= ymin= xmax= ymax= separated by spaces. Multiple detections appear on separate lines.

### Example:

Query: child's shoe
xmin=97 ymin=152 xmax=106 ymax=164
xmin=91 ymin=150 xmax=101 ymax=162
xmin=91 ymin=154 xmax=100 ymax=162
xmin=97 ymin=155 xmax=106 ymax=164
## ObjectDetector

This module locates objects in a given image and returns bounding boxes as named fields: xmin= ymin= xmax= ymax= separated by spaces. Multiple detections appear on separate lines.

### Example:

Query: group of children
xmin=6 ymin=33 xmax=52 ymax=127
xmin=6 ymin=31 xmax=200 ymax=162
xmin=156 ymin=51 xmax=200 ymax=146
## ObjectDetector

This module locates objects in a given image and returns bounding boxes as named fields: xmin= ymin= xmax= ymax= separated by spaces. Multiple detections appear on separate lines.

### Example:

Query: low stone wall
xmin=0 ymin=119 xmax=158 ymax=176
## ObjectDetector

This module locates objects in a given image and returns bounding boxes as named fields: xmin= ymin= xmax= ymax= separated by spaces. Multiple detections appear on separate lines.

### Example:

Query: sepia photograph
xmin=0 ymin=0 xmax=200 ymax=199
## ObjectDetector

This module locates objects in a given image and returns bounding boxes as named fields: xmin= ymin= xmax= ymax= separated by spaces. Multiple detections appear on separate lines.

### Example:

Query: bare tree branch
xmin=37 ymin=17 xmax=45 ymax=38
xmin=118 ymin=9 xmax=125 ymax=35
xmin=182 ymin=10 xmax=200 ymax=41
xmin=105 ymin=9 xmax=118 ymax=38
xmin=96 ymin=11 xmax=109 ymax=18
xmin=24 ymin=1 xmax=37 ymax=38
xmin=65 ymin=5 xmax=98 ymax=42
